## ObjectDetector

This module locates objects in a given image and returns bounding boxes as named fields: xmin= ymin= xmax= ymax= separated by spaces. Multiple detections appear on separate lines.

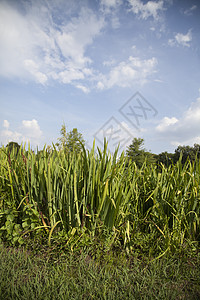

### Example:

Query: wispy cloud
xmin=75 ymin=84 xmax=90 ymax=94
xmin=100 ymin=0 xmax=122 ymax=28
xmin=0 ymin=0 xmax=167 ymax=92
xmin=0 ymin=1 xmax=104 ymax=87
xmin=103 ymin=59 xmax=117 ymax=67
xmin=168 ymin=29 xmax=192 ymax=47
xmin=183 ymin=5 xmax=197 ymax=16
xmin=100 ymin=0 xmax=122 ymax=12
xmin=128 ymin=0 xmax=165 ymax=21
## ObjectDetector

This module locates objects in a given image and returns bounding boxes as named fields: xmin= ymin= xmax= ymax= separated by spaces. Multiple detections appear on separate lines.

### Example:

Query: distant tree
xmin=36 ymin=145 xmax=53 ymax=159
xmin=156 ymin=151 xmax=174 ymax=167
xmin=56 ymin=123 xmax=85 ymax=153
xmin=66 ymin=128 xmax=85 ymax=153
xmin=6 ymin=142 xmax=20 ymax=155
xmin=174 ymin=145 xmax=197 ymax=164
xmin=126 ymin=138 xmax=155 ymax=167
xmin=144 ymin=151 xmax=157 ymax=166
xmin=193 ymin=144 xmax=200 ymax=159
xmin=57 ymin=123 xmax=67 ymax=150
xmin=126 ymin=138 xmax=145 ymax=164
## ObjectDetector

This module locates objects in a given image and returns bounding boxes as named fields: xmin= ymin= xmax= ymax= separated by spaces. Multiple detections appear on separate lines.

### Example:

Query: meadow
xmin=0 ymin=142 xmax=200 ymax=299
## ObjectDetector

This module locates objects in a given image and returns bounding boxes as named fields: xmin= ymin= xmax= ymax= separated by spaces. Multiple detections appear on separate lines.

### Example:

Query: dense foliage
xmin=55 ymin=124 xmax=85 ymax=153
xmin=126 ymin=137 xmax=156 ymax=167
xmin=0 ymin=140 xmax=199 ymax=257
xmin=126 ymin=138 xmax=200 ymax=168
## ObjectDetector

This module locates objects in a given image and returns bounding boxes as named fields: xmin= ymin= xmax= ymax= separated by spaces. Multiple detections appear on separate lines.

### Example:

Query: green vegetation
xmin=126 ymin=137 xmax=156 ymax=167
xmin=56 ymin=123 xmax=85 ymax=153
xmin=1 ymin=243 xmax=200 ymax=299
xmin=155 ymin=144 xmax=200 ymax=167
xmin=1 ymin=131 xmax=200 ymax=299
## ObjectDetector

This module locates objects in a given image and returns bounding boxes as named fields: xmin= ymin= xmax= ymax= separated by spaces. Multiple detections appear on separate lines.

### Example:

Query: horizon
xmin=1 ymin=0 xmax=200 ymax=155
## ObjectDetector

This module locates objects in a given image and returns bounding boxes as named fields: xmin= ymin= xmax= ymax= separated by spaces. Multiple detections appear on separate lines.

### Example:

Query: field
xmin=0 ymin=142 xmax=200 ymax=299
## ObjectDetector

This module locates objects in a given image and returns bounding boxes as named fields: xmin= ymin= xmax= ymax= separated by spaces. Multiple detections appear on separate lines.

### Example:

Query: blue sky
xmin=0 ymin=0 xmax=200 ymax=154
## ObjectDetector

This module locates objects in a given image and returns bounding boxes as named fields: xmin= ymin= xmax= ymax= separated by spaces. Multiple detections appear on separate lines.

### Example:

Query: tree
xmin=126 ymin=138 xmax=155 ymax=167
xmin=194 ymin=144 xmax=200 ymax=159
xmin=174 ymin=145 xmax=197 ymax=164
xmin=56 ymin=124 xmax=85 ymax=153
xmin=6 ymin=142 xmax=20 ymax=155
xmin=57 ymin=123 xmax=67 ymax=149
xmin=156 ymin=151 xmax=174 ymax=167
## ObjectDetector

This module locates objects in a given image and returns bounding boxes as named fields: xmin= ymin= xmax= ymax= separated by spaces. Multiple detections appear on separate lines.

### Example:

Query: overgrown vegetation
xmin=1 ymin=140 xmax=199 ymax=251
xmin=0 ymin=133 xmax=200 ymax=298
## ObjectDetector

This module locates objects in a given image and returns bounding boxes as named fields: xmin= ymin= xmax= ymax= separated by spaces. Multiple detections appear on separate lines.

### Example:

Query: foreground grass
xmin=1 ymin=243 xmax=200 ymax=300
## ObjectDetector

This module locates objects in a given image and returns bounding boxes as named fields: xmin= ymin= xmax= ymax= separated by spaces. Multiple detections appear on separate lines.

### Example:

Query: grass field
xmin=0 ymin=243 xmax=200 ymax=300
xmin=0 ymin=142 xmax=200 ymax=298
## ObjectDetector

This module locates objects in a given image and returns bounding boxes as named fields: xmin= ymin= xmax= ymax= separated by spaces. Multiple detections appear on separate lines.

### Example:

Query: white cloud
xmin=100 ymin=0 xmax=122 ymax=28
xmin=57 ymin=69 xmax=85 ymax=84
xmin=24 ymin=60 xmax=48 ymax=84
xmin=103 ymin=59 xmax=116 ymax=66
xmin=100 ymin=0 xmax=121 ymax=7
xmin=1 ymin=130 xmax=22 ymax=145
xmin=100 ymin=0 xmax=122 ymax=13
xmin=155 ymin=96 xmax=200 ymax=146
xmin=156 ymin=117 xmax=178 ymax=132
xmin=75 ymin=84 xmax=90 ymax=93
xmin=168 ymin=38 xmax=175 ymax=47
xmin=55 ymin=8 xmax=104 ymax=68
xmin=1 ymin=119 xmax=23 ymax=145
xmin=0 ymin=1 xmax=105 ymax=89
xmin=154 ymin=79 xmax=163 ymax=83
xmin=3 ymin=120 xmax=10 ymax=129
xmin=183 ymin=5 xmax=197 ymax=16
xmin=97 ymin=81 xmax=105 ymax=90
xmin=97 ymin=56 xmax=158 ymax=89
xmin=0 ymin=1 xmax=162 ymax=92
xmin=128 ymin=0 xmax=165 ymax=20
xmin=22 ymin=119 xmax=42 ymax=139
xmin=175 ymin=30 xmax=192 ymax=47
xmin=0 ymin=2 xmax=33 ymax=79
xmin=0 ymin=119 xmax=42 ymax=147
xmin=168 ymin=29 xmax=192 ymax=48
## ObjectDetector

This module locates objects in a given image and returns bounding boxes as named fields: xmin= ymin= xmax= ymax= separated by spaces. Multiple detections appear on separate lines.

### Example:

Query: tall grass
xmin=0 ymin=141 xmax=199 ymax=255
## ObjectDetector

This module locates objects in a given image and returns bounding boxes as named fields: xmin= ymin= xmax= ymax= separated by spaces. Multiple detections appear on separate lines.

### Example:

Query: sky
xmin=0 ymin=0 xmax=200 ymax=154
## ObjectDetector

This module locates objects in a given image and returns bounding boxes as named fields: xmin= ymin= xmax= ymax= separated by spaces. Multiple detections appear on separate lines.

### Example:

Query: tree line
xmin=126 ymin=137 xmax=200 ymax=167
xmin=5 ymin=124 xmax=200 ymax=167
